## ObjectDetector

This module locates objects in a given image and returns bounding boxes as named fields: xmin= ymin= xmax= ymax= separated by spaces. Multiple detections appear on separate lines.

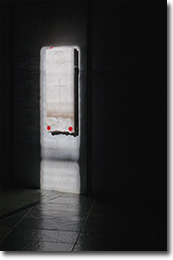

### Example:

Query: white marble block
xmin=45 ymin=47 xmax=77 ymax=134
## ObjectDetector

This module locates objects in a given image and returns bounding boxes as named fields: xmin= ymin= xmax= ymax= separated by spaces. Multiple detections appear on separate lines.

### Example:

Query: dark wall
xmin=0 ymin=0 xmax=88 ymax=189
xmin=88 ymin=1 xmax=166 ymax=202
xmin=1 ymin=1 xmax=166 ymax=202
xmin=0 ymin=1 xmax=12 ymax=188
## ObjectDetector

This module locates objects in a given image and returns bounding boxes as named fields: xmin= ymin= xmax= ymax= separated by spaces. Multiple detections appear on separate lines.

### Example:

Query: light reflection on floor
xmin=0 ymin=189 xmax=157 ymax=251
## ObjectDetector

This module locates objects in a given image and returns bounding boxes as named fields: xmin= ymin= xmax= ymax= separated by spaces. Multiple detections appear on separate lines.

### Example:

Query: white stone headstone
xmin=45 ymin=47 xmax=76 ymax=134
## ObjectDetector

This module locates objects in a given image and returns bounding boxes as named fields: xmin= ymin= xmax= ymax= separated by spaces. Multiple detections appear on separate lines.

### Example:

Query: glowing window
xmin=42 ymin=46 xmax=79 ymax=136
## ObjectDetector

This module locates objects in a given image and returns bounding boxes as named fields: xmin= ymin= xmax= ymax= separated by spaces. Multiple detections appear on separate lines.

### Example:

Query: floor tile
xmin=26 ymin=205 xmax=88 ymax=220
xmin=0 ymin=209 xmax=30 ymax=240
xmin=0 ymin=189 xmax=157 ymax=251
xmin=0 ymin=189 xmax=43 ymax=216
xmin=73 ymin=232 xmax=123 ymax=251
xmin=81 ymin=210 xmax=152 ymax=250
xmin=17 ymin=217 xmax=84 ymax=231
xmin=75 ymin=230 xmax=152 ymax=251
xmin=0 ymin=236 xmax=42 ymax=251
xmin=0 ymin=189 xmax=63 ymax=217
xmin=5 ymin=226 xmax=79 ymax=244
xmin=37 ymin=241 xmax=74 ymax=252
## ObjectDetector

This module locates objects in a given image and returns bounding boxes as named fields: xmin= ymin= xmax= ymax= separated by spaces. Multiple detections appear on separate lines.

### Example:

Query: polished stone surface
xmin=0 ymin=189 xmax=166 ymax=251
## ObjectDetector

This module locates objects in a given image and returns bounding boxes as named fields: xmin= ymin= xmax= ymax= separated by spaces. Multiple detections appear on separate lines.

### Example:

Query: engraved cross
xmin=54 ymin=78 xmax=65 ymax=100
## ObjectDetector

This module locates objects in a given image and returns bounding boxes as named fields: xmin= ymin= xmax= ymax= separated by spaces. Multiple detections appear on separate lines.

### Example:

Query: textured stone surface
xmin=43 ymin=47 xmax=76 ymax=132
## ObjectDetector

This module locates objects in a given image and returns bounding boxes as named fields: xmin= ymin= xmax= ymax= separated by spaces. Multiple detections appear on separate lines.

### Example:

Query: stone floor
xmin=0 ymin=189 xmax=167 ymax=251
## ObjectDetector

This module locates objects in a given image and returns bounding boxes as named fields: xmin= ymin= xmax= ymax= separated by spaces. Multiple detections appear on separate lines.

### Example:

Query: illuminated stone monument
xmin=45 ymin=46 xmax=78 ymax=136
xmin=40 ymin=46 xmax=80 ymax=193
